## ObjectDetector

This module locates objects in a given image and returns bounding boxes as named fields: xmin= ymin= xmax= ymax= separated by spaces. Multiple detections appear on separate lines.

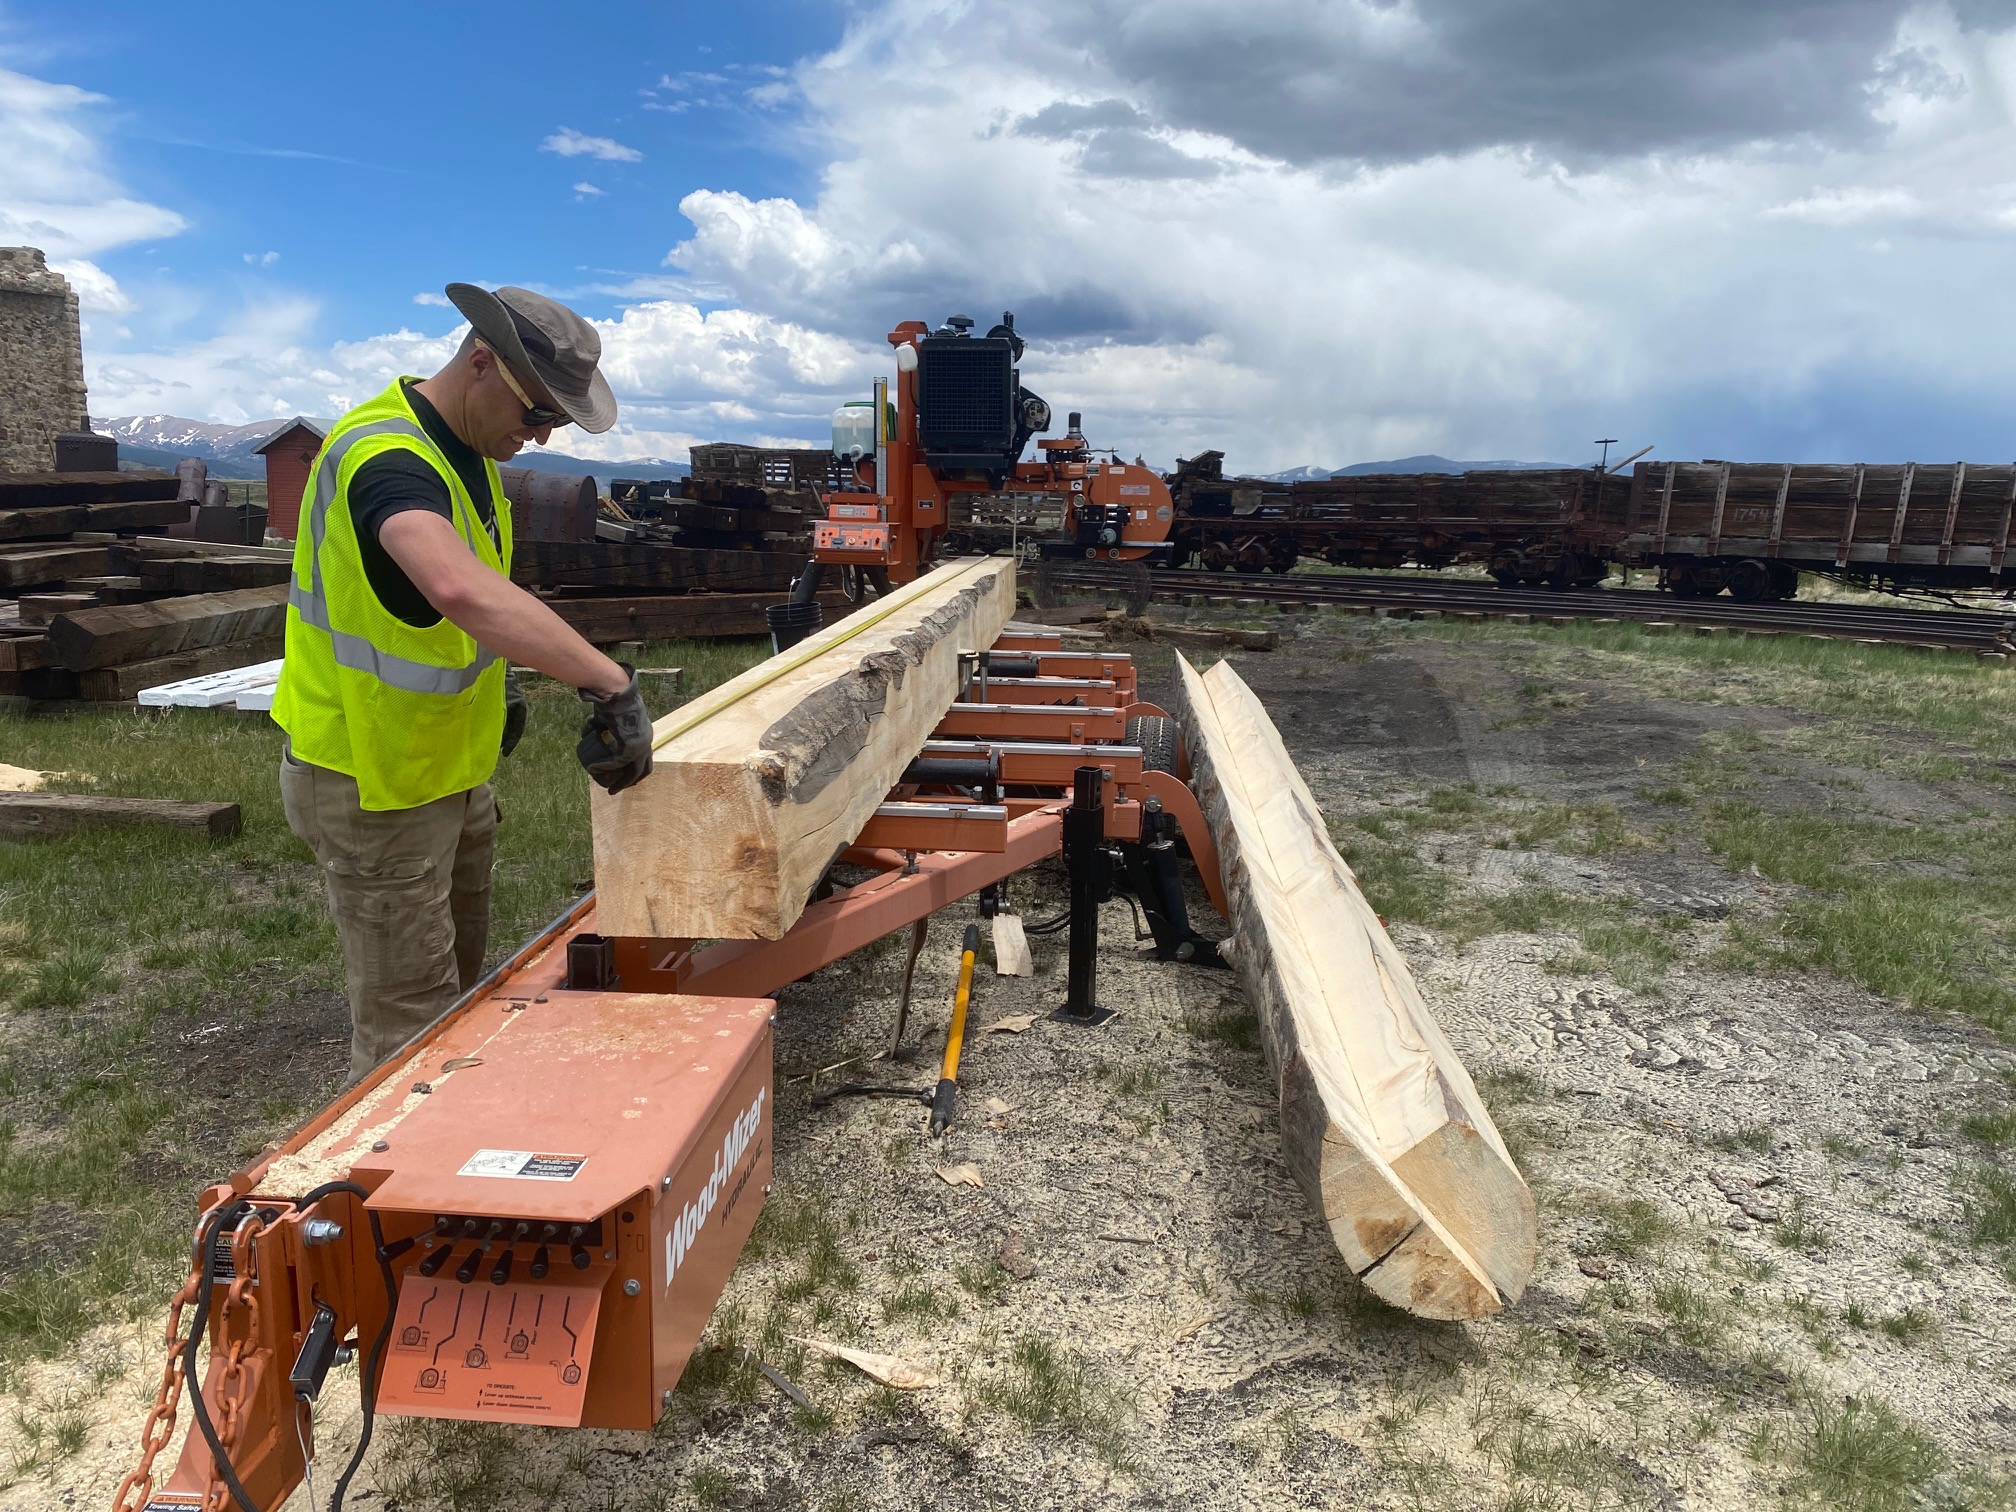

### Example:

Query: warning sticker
xmin=458 ymin=1150 xmax=588 ymax=1181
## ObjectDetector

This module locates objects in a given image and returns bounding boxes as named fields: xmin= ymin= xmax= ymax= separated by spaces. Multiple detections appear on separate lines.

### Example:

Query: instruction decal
xmin=458 ymin=1149 xmax=588 ymax=1181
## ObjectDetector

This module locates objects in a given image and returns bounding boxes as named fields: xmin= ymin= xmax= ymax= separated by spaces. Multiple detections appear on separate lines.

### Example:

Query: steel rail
xmin=1038 ymin=565 xmax=2016 ymax=649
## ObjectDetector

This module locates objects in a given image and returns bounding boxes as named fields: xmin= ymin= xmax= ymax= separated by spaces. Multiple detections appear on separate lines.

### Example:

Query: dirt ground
xmin=11 ymin=609 xmax=2016 ymax=1511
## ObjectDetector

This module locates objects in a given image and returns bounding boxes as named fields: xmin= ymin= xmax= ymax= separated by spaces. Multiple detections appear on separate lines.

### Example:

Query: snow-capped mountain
xmin=96 ymin=414 xmax=690 ymax=486
xmin=98 ymin=414 xmax=306 ymax=457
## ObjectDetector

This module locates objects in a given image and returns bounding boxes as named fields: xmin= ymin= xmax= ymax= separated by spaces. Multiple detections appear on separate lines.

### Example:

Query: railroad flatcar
xmin=1585 ymin=461 xmax=2016 ymax=600
xmin=1163 ymin=451 xmax=1615 ymax=587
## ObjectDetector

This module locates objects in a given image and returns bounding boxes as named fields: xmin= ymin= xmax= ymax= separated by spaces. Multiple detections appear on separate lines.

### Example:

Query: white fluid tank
xmin=831 ymin=401 xmax=876 ymax=462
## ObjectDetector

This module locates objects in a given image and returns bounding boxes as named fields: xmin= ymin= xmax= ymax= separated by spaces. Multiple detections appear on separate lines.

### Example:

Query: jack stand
xmin=1051 ymin=765 xmax=1115 ymax=1026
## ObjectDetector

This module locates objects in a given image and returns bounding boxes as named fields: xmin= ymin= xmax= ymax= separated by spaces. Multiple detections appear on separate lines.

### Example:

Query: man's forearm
xmin=444 ymin=571 xmax=629 ymax=696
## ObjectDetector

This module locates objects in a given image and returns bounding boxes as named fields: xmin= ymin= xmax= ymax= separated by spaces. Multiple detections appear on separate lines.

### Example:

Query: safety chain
xmin=110 ymin=1207 xmax=216 ymax=1512
xmin=201 ymin=1211 xmax=268 ymax=1512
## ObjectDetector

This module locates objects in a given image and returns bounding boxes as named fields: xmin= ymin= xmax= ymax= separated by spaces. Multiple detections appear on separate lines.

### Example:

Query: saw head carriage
xmin=812 ymin=311 xmax=1176 ymax=587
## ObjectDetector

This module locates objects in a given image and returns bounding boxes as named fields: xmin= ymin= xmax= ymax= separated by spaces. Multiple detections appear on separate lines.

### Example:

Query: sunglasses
xmin=476 ymin=339 xmax=573 ymax=429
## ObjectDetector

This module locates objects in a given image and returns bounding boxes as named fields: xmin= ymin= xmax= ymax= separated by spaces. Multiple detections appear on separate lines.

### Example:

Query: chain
xmin=110 ymin=1208 xmax=216 ymax=1512
xmin=200 ymin=1212 xmax=267 ymax=1512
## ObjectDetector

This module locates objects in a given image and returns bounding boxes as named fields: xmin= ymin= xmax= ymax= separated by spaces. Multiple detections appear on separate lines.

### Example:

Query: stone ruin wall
xmin=0 ymin=247 xmax=89 ymax=473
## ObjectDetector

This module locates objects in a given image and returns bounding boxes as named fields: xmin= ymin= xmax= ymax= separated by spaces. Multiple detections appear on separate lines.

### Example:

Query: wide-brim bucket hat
xmin=445 ymin=282 xmax=617 ymax=433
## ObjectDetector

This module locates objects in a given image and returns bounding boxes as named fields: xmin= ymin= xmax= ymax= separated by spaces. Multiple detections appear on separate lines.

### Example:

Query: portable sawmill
xmin=112 ymin=553 xmax=1233 ymax=1510
xmin=759 ymin=311 xmax=1173 ymax=645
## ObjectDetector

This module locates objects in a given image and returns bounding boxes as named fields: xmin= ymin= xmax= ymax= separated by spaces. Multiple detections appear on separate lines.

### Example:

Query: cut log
xmin=0 ymin=471 xmax=177 ymax=508
xmin=45 ymin=585 xmax=287 ymax=671
xmin=591 ymin=556 xmax=1017 ymax=940
xmin=77 ymin=635 xmax=285 ymax=701
xmin=62 ymin=575 xmax=158 ymax=606
xmin=110 ymin=536 xmax=293 ymax=565
xmin=0 ymin=633 xmax=50 ymax=671
xmin=0 ymin=545 xmax=110 ymax=588
xmin=547 ymin=590 xmax=850 ymax=643
xmin=133 ymin=555 xmax=294 ymax=594
xmin=0 ymin=498 xmax=189 ymax=541
xmin=19 ymin=593 xmax=99 ymax=626
xmin=511 ymin=540 xmax=801 ymax=594
xmin=1127 ymin=621 xmax=1278 ymax=652
xmin=1170 ymin=654 xmax=1534 ymax=1320
xmin=0 ymin=792 xmax=241 ymax=839
xmin=662 ymin=500 xmax=807 ymax=535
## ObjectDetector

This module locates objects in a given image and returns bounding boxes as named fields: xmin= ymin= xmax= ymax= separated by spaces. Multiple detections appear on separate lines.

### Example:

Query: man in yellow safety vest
xmin=273 ymin=282 xmax=653 ymax=1082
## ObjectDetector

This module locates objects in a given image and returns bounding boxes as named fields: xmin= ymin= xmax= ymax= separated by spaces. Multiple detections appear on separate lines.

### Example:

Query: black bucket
xmin=766 ymin=600 xmax=823 ymax=655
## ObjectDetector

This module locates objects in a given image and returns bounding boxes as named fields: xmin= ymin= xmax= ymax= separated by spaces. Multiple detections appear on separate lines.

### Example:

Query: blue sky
xmin=15 ymin=0 xmax=842 ymax=370
xmin=11 ymin=1 xmax=2016 ymax=471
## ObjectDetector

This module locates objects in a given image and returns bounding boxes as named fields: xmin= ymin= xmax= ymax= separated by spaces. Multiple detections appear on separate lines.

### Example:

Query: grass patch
xmin=1774 ymin=1197 xmax=1833 ymax=1254
xmin=1962 ymin=1164 xmax=2016 ymax=1248
xmin=1178 ymin=1006 xmax=1262 ymax=1056
xmin=1416 ymin=618 xmax=2016 ymax=1037
xmin=1784 ymin=1394 xmax=1945 ymax=1511
xmin=0 ymin=638 xmax=766 ymax=1368
xmin=1651 ymin=1280 xmax=1726 ymax=1349
xmin=880 ymin=1278 xmax=957 ymax=1327
xmin=974 ymin=1335 xmax=1134 ymax=1469
xmin=1708 ymin=1125 xmax=1776 ymax=1155
xmin=1579 ymin=1195 xmax=1678 ymax=1259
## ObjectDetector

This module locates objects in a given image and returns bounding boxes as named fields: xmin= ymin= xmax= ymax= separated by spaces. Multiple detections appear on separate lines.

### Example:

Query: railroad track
xmin=1036 ymin=564 xmax=2016 ymax=651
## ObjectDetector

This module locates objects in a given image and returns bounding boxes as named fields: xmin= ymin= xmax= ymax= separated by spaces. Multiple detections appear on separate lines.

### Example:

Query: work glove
xmin=500 ymin=673 xmax=528 ymax=758
xmin=577 ymin=665 xmax=654 ymax=795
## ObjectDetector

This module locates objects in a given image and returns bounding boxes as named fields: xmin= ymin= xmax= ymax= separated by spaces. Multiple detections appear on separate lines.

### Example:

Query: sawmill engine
xmin=913 ymin=311 xmax=1050 ymax=480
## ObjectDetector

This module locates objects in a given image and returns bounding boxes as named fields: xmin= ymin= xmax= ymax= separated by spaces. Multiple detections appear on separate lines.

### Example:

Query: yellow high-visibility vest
xmin=273 ymin=380 xmax=515 ymax=810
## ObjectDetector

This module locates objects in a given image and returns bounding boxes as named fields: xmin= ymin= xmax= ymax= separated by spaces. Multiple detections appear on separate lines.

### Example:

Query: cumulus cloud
xmin=647 ymin=0 xmax=2016 ymax=467
xmin=539 ymin=127 xmax=643 ymax=162
xmin=573 ymin=181 xmax=605 ymax=197
xmin=0 ymin=67 xmax=183 ymax=259
xmin=1055 ymin=0 xmax=1984 ymax=167
xmin=85 ymin=300 xmax=463 ymax=423
xmin=243 ymin=250 xmax=279 ymax=267
xmin=412 ymin=291 xmax=452 ymax=307
xmin=50 ymin=257 xmax=132 ymax=314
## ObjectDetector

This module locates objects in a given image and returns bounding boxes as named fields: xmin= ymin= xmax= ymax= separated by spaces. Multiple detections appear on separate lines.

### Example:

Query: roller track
xmin=1036 ymin=564 xmax=2016 ymax=651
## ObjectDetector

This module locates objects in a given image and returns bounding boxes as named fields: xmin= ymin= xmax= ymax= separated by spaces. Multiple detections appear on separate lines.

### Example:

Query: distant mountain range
xmin=1259 ymin=454 xmax=1573 ymax=482
xmin=94 ymin=414 xmax=690 ymax=489
xmin=96 ymin=420 xmax=1573 ymax=493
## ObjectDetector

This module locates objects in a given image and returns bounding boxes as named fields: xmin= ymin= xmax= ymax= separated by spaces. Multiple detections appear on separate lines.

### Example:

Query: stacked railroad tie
xmin=0 ymin=470 xmax=292 ymax=702
xmin=513 ymin=445 xmax=840 ymax=644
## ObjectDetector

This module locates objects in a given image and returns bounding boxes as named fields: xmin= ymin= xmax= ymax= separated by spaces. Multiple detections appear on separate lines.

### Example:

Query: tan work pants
xmin=280 ymin=742 xmax=497 ymax=1083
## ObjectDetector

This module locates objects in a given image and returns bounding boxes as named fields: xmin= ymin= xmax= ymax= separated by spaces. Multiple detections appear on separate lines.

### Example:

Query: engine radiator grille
xmin=917 ymin=338 xmax=1016 ymax=461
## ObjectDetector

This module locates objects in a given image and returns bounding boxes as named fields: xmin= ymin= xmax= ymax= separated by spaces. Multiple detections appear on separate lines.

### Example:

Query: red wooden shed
xmin=254 ymin=416 xmax=325 ymax=540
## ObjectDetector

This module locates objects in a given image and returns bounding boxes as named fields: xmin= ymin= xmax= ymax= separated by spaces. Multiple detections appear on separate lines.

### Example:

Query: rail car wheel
xmin=1202 ymin=540 xmax=1236 ymax=572
xmin=1236 ymin=538 xmax=1270 ymax=571
xmin=1666 ymin=564 xmax=1704 ymax=597
xmin=1726 ymin=559 xmax=1773 ymax=602
xmin=1768 ymin=562 xmax=1801 ymax=599
xmin=1267 ymin=539 xmax=1300 ymax=573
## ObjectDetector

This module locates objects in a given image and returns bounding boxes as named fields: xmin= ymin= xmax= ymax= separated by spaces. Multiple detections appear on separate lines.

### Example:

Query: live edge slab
xmin=1172 ymin=652 xmax=1535 ymax=1321
xmin=591 ymin=556 xmax=1017 ymax=941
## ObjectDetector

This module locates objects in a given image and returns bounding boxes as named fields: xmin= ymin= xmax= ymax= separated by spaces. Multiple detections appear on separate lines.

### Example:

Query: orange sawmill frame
xmin=112 ymin=633 xmax=1226 ymax=1512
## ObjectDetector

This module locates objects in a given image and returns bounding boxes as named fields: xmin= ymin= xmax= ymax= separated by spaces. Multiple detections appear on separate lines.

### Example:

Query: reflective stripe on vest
xmin=289 ymin=416 xmax=500 ymax=694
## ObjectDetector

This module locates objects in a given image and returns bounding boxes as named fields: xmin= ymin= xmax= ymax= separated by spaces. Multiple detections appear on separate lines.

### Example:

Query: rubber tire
xmin=1126 ymin=715 xmax=1180 ymax=774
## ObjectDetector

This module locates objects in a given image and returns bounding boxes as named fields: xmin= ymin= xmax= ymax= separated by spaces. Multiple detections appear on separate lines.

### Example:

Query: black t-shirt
xmin=348 ymin=380 xmax=501 ymax=627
